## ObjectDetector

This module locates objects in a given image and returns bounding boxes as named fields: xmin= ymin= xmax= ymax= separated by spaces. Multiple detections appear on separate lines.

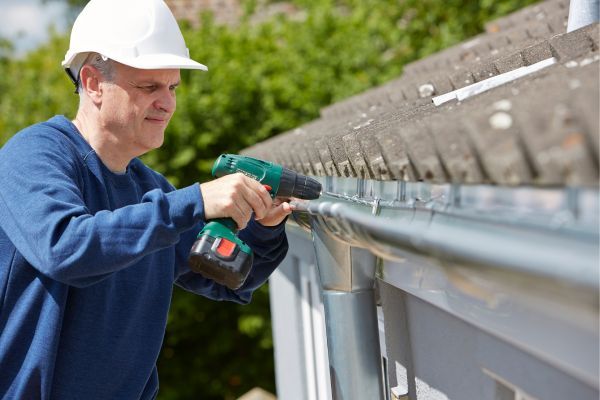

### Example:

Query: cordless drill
xmin=189 ymin=154 xmax=322 ymax=289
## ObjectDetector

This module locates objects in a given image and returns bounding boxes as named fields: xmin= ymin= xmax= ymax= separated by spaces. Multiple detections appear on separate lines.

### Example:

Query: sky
xmin=0 ymin=0 xmax=71 ymax=56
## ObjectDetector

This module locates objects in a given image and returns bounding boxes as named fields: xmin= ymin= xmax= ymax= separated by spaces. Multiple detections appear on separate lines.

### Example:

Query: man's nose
xmin=154 ymin=88 xmax=176 ymax=114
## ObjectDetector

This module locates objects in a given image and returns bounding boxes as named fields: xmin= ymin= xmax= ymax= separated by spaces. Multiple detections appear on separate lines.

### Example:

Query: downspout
xmin=309 ymin=215 xmax=385 ymax=400
xmin=567 ymin=0 xmax=600 ymax=32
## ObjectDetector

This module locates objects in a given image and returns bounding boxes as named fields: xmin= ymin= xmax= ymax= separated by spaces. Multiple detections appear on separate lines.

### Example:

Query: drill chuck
xmin=277 ymin=168 xmax=321 ymax=200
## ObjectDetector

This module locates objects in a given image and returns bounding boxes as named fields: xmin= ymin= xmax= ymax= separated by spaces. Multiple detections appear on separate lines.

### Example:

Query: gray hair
xmin=77 ymin=52 xmax=116 ymax=96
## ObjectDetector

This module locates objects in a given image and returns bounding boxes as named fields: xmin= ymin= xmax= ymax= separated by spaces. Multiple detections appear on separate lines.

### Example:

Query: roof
xmin=242 ymin=0 xmax=599 ymax=187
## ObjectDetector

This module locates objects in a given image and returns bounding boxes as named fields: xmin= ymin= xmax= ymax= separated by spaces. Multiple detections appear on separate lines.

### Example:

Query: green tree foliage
xmin=0 ymin=0 xmax=537 ymax=398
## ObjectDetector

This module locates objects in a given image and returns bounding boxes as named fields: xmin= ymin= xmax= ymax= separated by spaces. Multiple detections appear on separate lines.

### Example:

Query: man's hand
xmin=255 ymin=197 xmax=296 ymax=227
xmin=200 ymin=173 xmax=272 ymax=230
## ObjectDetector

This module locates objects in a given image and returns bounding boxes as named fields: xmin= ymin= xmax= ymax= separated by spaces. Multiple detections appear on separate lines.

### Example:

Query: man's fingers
xmin=200 ymin=173 xmax=276 ymax=227
xmin=273 ymin=197 xmax=292 ymax=207
xmin=255 ymin=201 xmax=294 ymax=226
xmin=243 ymin=179 xmax=272 ymax=219
xmin=232 ymin=201 xmax=252 ymax=230
xmin=235 ymin=178 xmax=271 ymax=220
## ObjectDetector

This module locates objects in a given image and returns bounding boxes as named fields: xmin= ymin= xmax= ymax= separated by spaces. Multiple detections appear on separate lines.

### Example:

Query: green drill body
xmin=188 ymin=154 xmax=321 ymax=290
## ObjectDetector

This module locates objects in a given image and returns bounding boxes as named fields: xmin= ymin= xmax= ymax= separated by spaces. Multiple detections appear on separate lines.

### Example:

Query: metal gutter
xmin=293 ymin=178 xmax=598 ymax=293
xmin=289 ymin=177 xmax=598 ymax=398
xmin=297 ymin=198 xmax=598 ymax=293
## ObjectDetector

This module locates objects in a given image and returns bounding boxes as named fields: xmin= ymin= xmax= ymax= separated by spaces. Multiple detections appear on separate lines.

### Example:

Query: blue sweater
xmin=0 ymin=116 xmax=288 ymax=399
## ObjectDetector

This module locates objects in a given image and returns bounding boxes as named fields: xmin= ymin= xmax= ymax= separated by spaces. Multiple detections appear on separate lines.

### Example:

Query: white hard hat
xmin=62 ymin=0 xmax=207 ymax=84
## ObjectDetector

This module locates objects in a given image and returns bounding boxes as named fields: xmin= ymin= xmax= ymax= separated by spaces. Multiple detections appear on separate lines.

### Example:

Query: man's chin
xmin=149 ymin=136 xmax=165 ymax=150
xmin=138 ymin=133 xmax=165 ymax=153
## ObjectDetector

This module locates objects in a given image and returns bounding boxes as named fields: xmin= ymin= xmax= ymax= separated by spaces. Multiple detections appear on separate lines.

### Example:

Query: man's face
xmin=99 ymin=63 xmax=180 ymax=158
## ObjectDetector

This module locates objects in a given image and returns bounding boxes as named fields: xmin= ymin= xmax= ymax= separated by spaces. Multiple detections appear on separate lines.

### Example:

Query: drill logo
xmin=239 ymin=170 xmax=260 ymax=181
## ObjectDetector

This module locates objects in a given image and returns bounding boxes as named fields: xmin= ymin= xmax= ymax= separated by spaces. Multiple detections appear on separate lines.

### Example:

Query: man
xmin=0 ymin=0 xmax=291 ymax=398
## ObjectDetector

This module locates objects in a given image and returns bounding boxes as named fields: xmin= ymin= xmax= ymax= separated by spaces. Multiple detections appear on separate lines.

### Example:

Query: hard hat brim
xmin=62 ymin=51 xmax=208 ymax=72
xmin=113 ymin=53 xmax=208 ymax=71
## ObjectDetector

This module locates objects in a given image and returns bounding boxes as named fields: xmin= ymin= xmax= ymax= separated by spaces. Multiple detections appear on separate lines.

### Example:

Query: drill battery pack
xmin=188 ymin=219 xmax=253 ymax=290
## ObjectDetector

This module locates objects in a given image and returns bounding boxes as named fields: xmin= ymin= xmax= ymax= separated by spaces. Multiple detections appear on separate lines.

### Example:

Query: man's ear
xmin=79 ymin=65 xmax=102 ymax=104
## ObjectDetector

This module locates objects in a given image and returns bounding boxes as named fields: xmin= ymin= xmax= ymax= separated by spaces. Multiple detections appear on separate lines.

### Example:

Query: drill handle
xmin=212 ymin=217 xmax=239 ymax=232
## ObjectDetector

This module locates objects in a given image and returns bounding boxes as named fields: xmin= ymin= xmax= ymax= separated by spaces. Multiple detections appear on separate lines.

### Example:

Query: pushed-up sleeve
xmin=0 ymin=131 xmax=205 ymax=288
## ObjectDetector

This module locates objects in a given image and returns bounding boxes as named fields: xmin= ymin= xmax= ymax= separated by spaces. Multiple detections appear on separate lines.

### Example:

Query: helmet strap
xmin=65 ymin=68 xmax=80 ymax=94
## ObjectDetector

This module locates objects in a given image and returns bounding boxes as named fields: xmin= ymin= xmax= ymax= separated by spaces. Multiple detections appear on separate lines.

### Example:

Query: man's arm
xmin=0 ymin=130 xmax=205 ymax=288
